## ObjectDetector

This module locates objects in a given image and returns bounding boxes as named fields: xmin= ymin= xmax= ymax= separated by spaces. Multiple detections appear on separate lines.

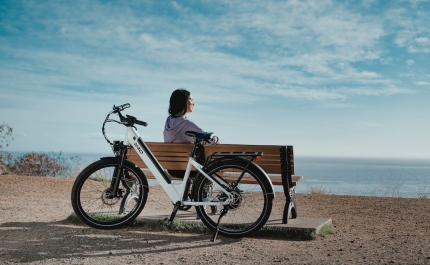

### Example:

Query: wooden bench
xmin=127 ymin=142 xmax=302 ymax=224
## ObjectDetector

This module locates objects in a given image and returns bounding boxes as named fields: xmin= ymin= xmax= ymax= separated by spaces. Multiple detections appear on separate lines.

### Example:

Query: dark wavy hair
xmin=168 ymin=89 xmax=190 ymax=116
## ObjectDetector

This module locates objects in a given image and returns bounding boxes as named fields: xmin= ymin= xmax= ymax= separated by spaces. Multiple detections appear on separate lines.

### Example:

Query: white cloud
xmin=272 ymin=88 xmax=347 ymax=101
xmin=380 ymin=57 xmax=393 ymax=64
xmin=401 ymin=0 xmax=430 ymax=7
xmin=320 ymin=102 xmax=355 ymax=109
xmin=357 ymin=71 xmax=380 ymax=79
xmin=415 ymin=81 xmax=430 ymax=86
xmin=415 ymin=37 xmax=429 ymax=44
xmin=356 ymin=122 xmax=382 ymax=128
xmin=408 ymin=45 xmax=430 ymax=53
xmin=387 ymin=5 xmax=430 ymax=54
xmin=361 ymin=0 xmax=378 ymax=8
xmin=343 ymin=86 xmax=413 ymax=96
xmin=400 ymin=72 xmax=415 ymax=77
xmin=406 ymin=59 xmax=415 ymax=66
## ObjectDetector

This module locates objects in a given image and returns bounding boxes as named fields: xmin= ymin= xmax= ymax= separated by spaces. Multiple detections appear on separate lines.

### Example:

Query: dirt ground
xmin=0 ymin=175 xmax=429 ymax=265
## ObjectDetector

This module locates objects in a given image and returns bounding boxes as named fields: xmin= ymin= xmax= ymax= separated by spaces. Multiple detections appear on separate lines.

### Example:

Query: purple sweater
xmin=163 ymin=116 xmax=204 ymax=143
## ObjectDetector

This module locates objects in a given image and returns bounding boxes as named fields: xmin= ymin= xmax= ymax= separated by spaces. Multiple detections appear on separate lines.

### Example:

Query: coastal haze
xmin=1 ymin=0 xmax=430 ymax=160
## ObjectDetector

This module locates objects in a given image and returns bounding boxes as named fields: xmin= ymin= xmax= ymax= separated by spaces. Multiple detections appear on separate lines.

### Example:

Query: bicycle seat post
xmin=189 ymin=140 xmax=199 ymax=159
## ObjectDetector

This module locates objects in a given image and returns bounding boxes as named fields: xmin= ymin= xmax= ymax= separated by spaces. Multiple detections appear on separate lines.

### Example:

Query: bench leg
xmin=280 ymin=146 xmax=297 ymax=224
xmin=282 ymin=187 xmax=297 ymax=224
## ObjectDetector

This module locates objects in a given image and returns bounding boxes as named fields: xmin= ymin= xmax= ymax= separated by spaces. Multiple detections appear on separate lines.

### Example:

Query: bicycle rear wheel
xmin=71 ymin=157 xmax=148 ymax=229
xmin=193 ymin=159 xmax=273 ymax=238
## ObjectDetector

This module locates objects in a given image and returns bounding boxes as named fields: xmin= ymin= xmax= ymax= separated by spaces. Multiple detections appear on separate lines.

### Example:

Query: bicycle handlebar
xmin=110 ymin=103 xmax=147 ymax=126
xmin=124 ymin=114 xmax=148 ymax=127
xmin=103 ymin=103 xmax=147 ymax=146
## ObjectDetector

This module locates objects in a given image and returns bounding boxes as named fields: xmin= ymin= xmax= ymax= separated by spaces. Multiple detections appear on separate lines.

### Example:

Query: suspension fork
xmin=109 ymin=142 xmax=128 ymax=196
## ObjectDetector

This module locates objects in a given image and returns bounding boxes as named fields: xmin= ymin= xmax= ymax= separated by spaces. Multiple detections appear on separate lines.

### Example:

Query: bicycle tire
xmin=193 ymin=158 xmax=273 ymax=238
xmin=71 ymin=157 xmax=149 ymax=229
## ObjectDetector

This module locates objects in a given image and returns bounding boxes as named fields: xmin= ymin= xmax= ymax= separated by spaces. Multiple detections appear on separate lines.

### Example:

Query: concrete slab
xmin=265 ymin=216 xmax=333 ymax=235
xmin=137 ymin=208 xmax=332 ymax=238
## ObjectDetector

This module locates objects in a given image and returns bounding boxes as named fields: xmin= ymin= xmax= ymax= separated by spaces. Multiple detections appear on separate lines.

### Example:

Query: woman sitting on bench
xmin=163 ymin=89 xmax=219 ymax=178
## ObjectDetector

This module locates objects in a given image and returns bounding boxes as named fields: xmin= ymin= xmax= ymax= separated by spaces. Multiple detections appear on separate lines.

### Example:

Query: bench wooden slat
xmin=204 ymin=144 xmax=281 ymax=152
xmin=129 ymin=154 xmax=190 ymax=162
xmin=129 ymin=159 xmax=197 ymax=171
xmin=128 ymin=155 xmax=284 ymax=173
xmin=146 ymin=142 xmax=193 ymax=152
xmin=156 ymin=157 xmax=190 ymax=163
xmin=140 ymin=169 xmax=303 ymax=186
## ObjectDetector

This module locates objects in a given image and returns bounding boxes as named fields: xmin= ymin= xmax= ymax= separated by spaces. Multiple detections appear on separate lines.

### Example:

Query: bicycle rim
xmin=71 ymin=158 xmax=148 ymax=229
xmin=194 ymin=160 xmax=273 ymax=238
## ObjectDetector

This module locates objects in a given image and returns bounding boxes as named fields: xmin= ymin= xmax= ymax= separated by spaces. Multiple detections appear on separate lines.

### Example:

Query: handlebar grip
xmin=121 ymin=103 xmax=130 ymax=110
xmin=124 ymin=115 xmax=147 ymax=127
xmin=135 ymin=120 xmax=148 ymax=127
xmin=112 ymin=103 xmax=131 ymax=112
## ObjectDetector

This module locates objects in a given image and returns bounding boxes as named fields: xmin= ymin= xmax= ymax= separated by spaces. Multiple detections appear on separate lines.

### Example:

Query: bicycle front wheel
xmin=71 ymin=157 xmax=148 ymax=229
xmin=194 ymin=159 xmax=273 ymax=238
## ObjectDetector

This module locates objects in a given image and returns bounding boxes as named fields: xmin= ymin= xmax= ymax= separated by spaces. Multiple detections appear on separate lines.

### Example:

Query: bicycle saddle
xmin=185 ymin=131 xmax=215 ymax=142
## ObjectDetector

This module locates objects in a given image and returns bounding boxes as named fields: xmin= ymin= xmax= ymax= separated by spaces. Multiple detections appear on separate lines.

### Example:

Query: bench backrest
xmin=127 ymin=142 xmax=294 ymax=175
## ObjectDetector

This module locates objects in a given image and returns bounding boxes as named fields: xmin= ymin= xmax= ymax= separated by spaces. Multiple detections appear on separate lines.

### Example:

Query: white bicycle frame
xmin=123 ymin=126 xmax=234 ymax=206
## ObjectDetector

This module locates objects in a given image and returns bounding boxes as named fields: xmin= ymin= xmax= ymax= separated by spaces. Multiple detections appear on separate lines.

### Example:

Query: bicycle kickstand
xmin=210 ymin=206 xmax=229 ymax=242
xmin=164 ymin=201 xmax=181 ymax=229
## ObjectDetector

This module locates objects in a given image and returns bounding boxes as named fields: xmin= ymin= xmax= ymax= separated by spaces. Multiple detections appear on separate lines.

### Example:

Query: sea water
xmin=8 ymin=151 xmax=430 ymax=198
xmin=294 ymin=156 xmax=430 ymax=198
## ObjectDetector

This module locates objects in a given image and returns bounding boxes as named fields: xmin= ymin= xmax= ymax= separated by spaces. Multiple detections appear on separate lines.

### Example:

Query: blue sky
xmin=1 ymin=0 xmax=429 ymax=159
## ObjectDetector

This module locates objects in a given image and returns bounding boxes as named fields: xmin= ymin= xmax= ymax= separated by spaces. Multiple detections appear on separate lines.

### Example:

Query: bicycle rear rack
xmin=205 ymin=151 xmax=263 ymax=165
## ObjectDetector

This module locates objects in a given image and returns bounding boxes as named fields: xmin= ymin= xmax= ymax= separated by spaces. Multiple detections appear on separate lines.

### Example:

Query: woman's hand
xmin=205 ymin=135 xmax=219 ymax=145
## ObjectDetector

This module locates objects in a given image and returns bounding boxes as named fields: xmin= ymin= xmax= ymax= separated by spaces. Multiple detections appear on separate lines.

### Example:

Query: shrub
xmin=307 ymin=185 xmax=331 ymax=195
xmin=5 ymin=151 xmax=82 ymax=177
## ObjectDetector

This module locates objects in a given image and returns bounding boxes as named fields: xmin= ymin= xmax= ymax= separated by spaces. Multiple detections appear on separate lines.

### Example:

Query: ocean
xmin=294 ymin=156 xmax=430 ymax=198
xmin=7 ymin=151 xmax=430 ymax=198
